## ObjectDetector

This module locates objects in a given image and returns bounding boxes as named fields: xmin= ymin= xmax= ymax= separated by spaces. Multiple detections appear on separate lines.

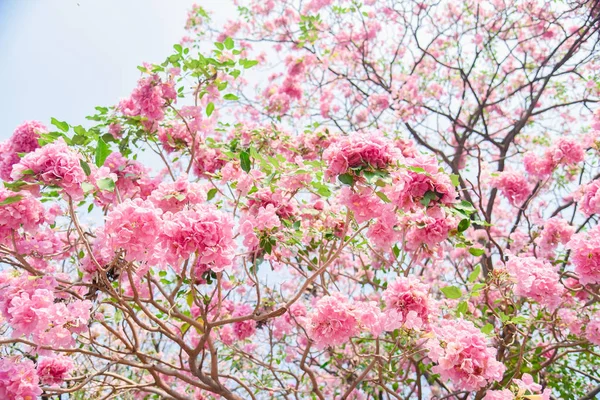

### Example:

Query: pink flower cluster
xmin=535 ymin=217 xmax=574 ymax=257
xmin=101 ymin=199 xmax=164 ymax=264
xmin=388 ymin=156 xmax=458 ymax=210
xmin=37 ymin=355 xmax=74 ymax=385
xmin=161 ymin=206 xmax=234 ymax=271
xmin=566 ymin=225 xmax=600 ymax=285
xmin=577 ymin=179 xmax=600 ymax=216
xmin=0 ymin=187 xmax=46 ymax=240
xmin=382 ymin=276 xmax=433 ymax=330
xmin=119 ymin=74 xmax=176 ymax=124
xmin=0 ymin=121 xmax=46 ymax=181
xmin=95 ymin=152 xmax=159 ymax=206
xmin=404 ymin=207 xmax=457 ymax=251
xmin=425 ymin=319 xmax=505 ymax=391
xmin=0 ymin=272 xmax=91 ymax=348
xmin=524 ymin=137 xmax=585 ymax=179
xmin=323 ymin=132 xmax=402 ymax=180
xmin=307 ymin=293 xmax=360 ymax=348
xmin=586 ymin=314 xmax=600 ymax=346
xmin=149 ymin=175 xmax=206 ymax=213
xmin=0 ymin=358 xmax=42 ymax=400
xmin=492 ymin=171 xmax=531 ymax=206
xmin=11 ymin=138 xmax=87 ymax=199
xmin=505 ymin=256 xmax=564 ymax=310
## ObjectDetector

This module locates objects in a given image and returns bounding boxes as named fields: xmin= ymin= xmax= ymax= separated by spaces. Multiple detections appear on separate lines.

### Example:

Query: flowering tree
xmin=2 ymin=0 xmax=600 ymax=398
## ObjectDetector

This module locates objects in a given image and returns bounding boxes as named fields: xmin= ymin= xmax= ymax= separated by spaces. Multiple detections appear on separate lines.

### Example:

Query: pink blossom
xmin=10 ymin=121 xmax=47 ymax=153
xmin=149 ymin=175 xmax=206 ymax=213
xmin=307 ymin=293 xmax=359 ymax=348
xmin=566 ymin=225 xmax=600 ymax=285
xmin=37 ymin=356 xmax=74 ymax=385
xmin=523 ymin=152 xmax=554 ymax=179
xmin=492 ymin=171 xmax=531 ymax=206
xmin=382 ymin=276 xmax=432 ymax=330
xmin=232 ymin=304 xmax=257 ymax=340
xmin=0 ymin=358 xmax=42 ymax=400
xmin=549 ymin=137 xmax=584 ymax=165
xmin=483 ymin=389 xmax=514 ymax=400
xmin=578 ymin=179 xmax=600 ymax=216
xmin=323 ymin=132 xmax=402 ymax=180
xmin=535 ymin=217 xmax=575 ymax=256
xmin=160 ymin=206 xmax=234 ymax=272
xmin=11 ymin=138 xmax=87 ymax=199
xmin=425 ymin=319 xmax=505 ymax=391
xmin=404 ymin=207 xmax=457 ymax=251
xmin=102 ymin=199 xmax=164 ymax=263
xmin=0 ymin=187 xmax=46 ymax=239
xmin=119 ymin=74 xmax=175 ymax=123
xmin=505 ymin=256 xmax=564 ymax=310
xmin=586 ymin=314 xmax=600 ymax=346
xmin=339 ymin=186 xmax=385 ymax=224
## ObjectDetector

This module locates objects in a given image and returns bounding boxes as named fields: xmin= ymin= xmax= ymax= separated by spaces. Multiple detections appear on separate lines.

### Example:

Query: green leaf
xmin=338 ymin=173 xmax=354 ymax=185
xmin=224 ymin=37 xmax=234 ymax=50
xmin=468 ymin=265 xmax=481 ymax=282
xmin=174 ymin=44 xmax=183 ymax=53
xmin=441 ymin=286 xmax=462 ymax=299
xmin=81 ymin=182 xmax=95 ymax=193
xmin=73 ymin=125 xmax=87 ymax=136
xmin=469 ymin=247 xmax=485 ymax=257
xmin=457 ymin=300 xmax=468 ymax=316
xmin=186 ymin=291 xmax=194 ymax=307
xmin=0 ymin=195 xmax=23 ymax=206
xmin=79 ymin=160 xmax=91 ymax=176
xmin=450 ymin=174 xmax=460 ymax=187
xmin=95 ymin=138 xmax=111 ymax=167
xmin=206 ymin=102 xmax=215 ymax=117
xmin=481 ymin=323 xmax=494 ymax=334
xmin=241 ymin=59 xmax=259 ymax=69
xmin=375 ymin=191 xmax=391 ymax=203
xmin=50 ymin=117 xmax=69 ymax=132
xmin=97 ymin=178 xmax=115 ymax=192
xmin=420 ymin=190 xmax=438 ymax=207
xmin=207 ymin=188 xmax=218 ymax=201
xmin=214 ymin=42 xmax=224 ymax=51
xmin=223 ymin=93 xmax=239 ymax=101
xmin=457 ymin=218 xmax=470 ymax=232
xmin=240 ymin=151 xmax=251 ymax=173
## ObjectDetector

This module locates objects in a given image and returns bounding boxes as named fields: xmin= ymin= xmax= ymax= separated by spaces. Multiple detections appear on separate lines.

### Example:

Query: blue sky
xmin=0 ymin=0 xmax=235 ymax=140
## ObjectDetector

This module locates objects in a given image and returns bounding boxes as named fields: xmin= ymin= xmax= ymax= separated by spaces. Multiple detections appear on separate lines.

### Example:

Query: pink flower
xmin=10 ymin=121 xmax=47 ymax=153
xmin=382 ymin=276 xmax=432 ymax=330
xmin=232 ymin=304 xmax=257 ymax=341
xmin=425 ymin=319 xmax=505 ymax=391
xmin=505 ymin=256 xmax=564 ymax=310
xmin=160 ymin=206 xmax=234 ymax=272
xmin=578 ymin=179 xmax=600 ymax=216
xmin=492 ymin=171 xmax=531 ymax=206
xmin=11 ymin=138 xmax=87 ymax=200
xmin=0 ymin=357 xmax=42 ymax=400
xmin=523 ymin=152 xmax=554 ymax=179
xmin=566 ymin=225 xmax=600 ymax=285
xmin=483 ymin=389 xmax=514 ymax=400
xmin=535 ymin=217 xmax=575 ymax=256
xmin=0 ymin=187 xmax=46 ymax=240
xmin=586 ymin=314 xmax=600 ymax=346
xmin=37 ymin=356 xmax=74 ymax=385
xmin=102 ymin=199 xmax=164 ymax=264
xmin=549 ymin=137 xmax=584 ymax=165
xmin=119 ymin=74 xmax=175 ymax=123
xmin=307 ymin=293 xmax=359 ymax=348
xmin=339 ymin=186 xmax=385 ymax=224
xmin=149 ymin=175 xmax=206 ymax=213
xmin=323 ymin=132 xmax=402 ymax=180
xmin=404 ymin=207 xmax=457 ymax=251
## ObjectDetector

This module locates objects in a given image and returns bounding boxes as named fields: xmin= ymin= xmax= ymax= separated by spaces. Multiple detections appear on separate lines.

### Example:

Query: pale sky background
xmin=0 ymin=0 xmax=237 ymax=140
